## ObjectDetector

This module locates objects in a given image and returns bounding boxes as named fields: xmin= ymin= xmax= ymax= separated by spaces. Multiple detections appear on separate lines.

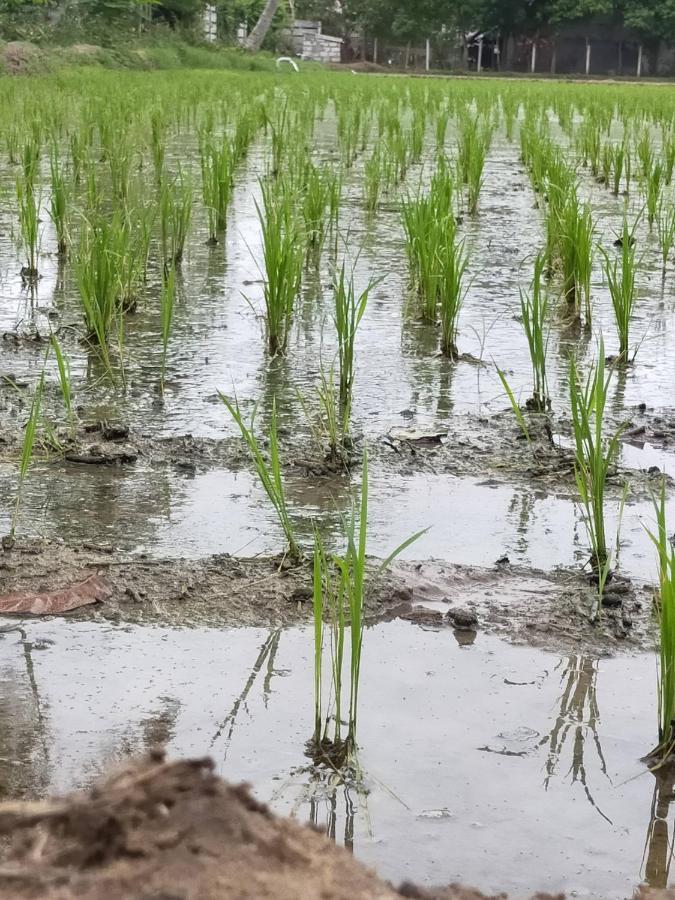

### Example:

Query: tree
xmin=243 ymin=0 xmax=280 ymax=49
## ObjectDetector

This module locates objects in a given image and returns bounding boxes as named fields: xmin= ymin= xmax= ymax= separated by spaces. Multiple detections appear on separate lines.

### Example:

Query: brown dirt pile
xmin=0 ymin=751 xmax=567 ymax=900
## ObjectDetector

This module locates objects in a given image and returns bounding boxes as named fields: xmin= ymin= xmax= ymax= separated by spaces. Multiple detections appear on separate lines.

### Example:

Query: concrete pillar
xmin=550 ymin=41 xmax=557 ymax=75
xmin=426 ymin=38 xmax=431 ymax=72
xmin=477 ymin=37 xmax=483 ymax=73
xmin=585 ymin=37 xmax=591 ymax=76
xmin=373 ymin=36 xmax=378 ymax=64
xmin=531 ymin=40 xmax=537 ymax=74
xmin=637 ymin=44 xmax=643 ymax=77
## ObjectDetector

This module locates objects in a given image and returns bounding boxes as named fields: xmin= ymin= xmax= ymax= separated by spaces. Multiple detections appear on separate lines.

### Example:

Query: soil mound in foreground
xmin=0 ymin=751 xmax=662 ymax=900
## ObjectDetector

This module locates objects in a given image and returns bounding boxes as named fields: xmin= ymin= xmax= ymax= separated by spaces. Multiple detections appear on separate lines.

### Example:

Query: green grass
xmin=333 ymin=264 xmax=373 ymax=423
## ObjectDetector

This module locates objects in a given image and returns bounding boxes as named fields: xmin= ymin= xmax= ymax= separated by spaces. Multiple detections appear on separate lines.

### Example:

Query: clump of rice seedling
xmin=74 ymin=214 xmax=125 ymax=377
xmin=219 ymin=394 xmax=299 ymax=562
xmin=160 ymin=170 xmax=193 ymax=268
xmin=438 ymin=225 xmax=468 ymax=359
xmin=646 ymin=161 xmax=664 ymax=229
xmin=299 ymin=362 xmax=349 ymax=468
xmin=610 ymin=141 xmax=627 ymax=196
xmin=457 ymin=114 xmax=492 ymax=215
xmin=520 ymin=252 xmax=550 ymax=410
xmin=569 ymin=340 xmax=626 ymax=598
xmin=200 ymin=136 xmax=233 ymax=245
xmin=558 ymin=188 xmax=594 ymax=322
xmin=363 ymin=148 xmax=386 ymax=214
xmin=601 ymin=216 xmax=639 ymax=361
xmin=310 ymin=451 xmax=425 ymax=763
xmin=256 ymin=178 xmax=304 ymax=356
xmin=16 ymin=140 xmax=41 ymax=281
xmin=495 ymin=366 xmax=531 ymax=444
xmin=49 ymin=147 xmax=69 ymax=257
xmin=401 ymin=161 xmax=455 ymax=321
xmin=301 ymin=162 xmax=334 ymax=256
xmin=657 ymin=198 xmax=675 ymax=276
xmin=647 ymin=479 xmax=675 ymax=759
xmin=160 ymin=264 xmax=176 ymax=394
xmin=333 ymin=264 xmax=375 ymax=422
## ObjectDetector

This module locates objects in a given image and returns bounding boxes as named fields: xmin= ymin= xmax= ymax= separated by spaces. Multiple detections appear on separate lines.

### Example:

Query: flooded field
xmin=1 ymin=69 xmax=675 ymax=896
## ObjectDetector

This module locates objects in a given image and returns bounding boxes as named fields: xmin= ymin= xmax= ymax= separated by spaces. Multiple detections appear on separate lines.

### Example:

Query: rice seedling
xmin=8 ymin=370 xmax=44 ymax=544
xmin=160 ymin=170 xmax=193 ymax=268
xmin=646 ymin=161 xmax=664 ymax=229
xmin=495 ymin=366 xmax=531 ymax=444
xmin=310 ymin=451 xmax=425 ymax=762
xmin=48 ymin=147 xmax=69 ymax=257
xmin=438 ymin=226 xmax=468 ymax=359
xmin=647 ymin=479 xmax=675 ymax=758
xmin=50 ymin=334 xmax=75 ymax=438
xmin=16 ymin=170 xmax=40 ymax=281
xmin=298 ymin=362 xmax=348 ymax=468
xmin=160 ymin=264 xmax=176 ymax=394
xmin=149 ymin=109 xmax=166 ymax=184
xmin=333 ymin=264 xmax=374 ymax=421
xmin=200 ymin=136 xmax=233 ymax=244
xmin=558 ymin=189 xmax=594 ymax=322
xmin=569 ymin=340 xmax=625 ymax=596
xmin=255 ymin=178 xmax=304 ymax=356
xmin=74 ymin=215 xmax=122 ymax=376
xmin=610 ymin=141 xmax=626 ymax=196
xmin=657 ymin=198 xmax=675 ymax=276
xmin=363 ymin=148 xmax=385 ymax=214
xmin=457 ymin=115 xmax=492 ymax=215
xmin=301 ymin=162 xmax=333 ymax=255
xmin=219 ymin=394 xmax=300 ymax=562
xmin=520 ymin=252 xmax=550 ymax=411
xmin=601 ymin=216 xmax=639 ymax=361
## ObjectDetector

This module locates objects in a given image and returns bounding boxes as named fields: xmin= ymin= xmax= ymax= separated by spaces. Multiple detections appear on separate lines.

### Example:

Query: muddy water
xmin=0 ymin=618 xmax=665 ymax=898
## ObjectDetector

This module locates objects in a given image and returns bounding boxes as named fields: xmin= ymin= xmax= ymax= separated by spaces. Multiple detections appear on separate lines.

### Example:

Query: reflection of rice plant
xmin=539 ymin=655 xmax=611 ymax=822
xmin=220 ymin=394 xmax=300 ymax=562
xmin=569 ymin=342 xmax=625 ymax=594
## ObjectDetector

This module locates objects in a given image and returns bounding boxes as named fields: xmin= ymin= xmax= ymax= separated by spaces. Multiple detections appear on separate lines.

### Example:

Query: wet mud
xmin=0 ymin=537 xmax=653 ymax=653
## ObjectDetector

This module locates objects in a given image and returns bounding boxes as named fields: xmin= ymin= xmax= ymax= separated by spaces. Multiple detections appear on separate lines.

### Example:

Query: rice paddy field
xmin=3 ymin=67 xmax=675 ymax=897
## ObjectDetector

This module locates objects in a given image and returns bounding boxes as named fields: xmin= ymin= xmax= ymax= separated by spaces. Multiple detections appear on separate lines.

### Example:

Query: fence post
xmin=477 ymin=37 xmax=483 ymax=73
xmin=585 ymin=37 xmax=591 ymax=76
xmin=530 ymin=40 xmax=537 ymax=74
xmin=425 ymin=38 xmax=431 ymax=72
xmin=373 ymin=36 xmax=378 ymax=64
xmin=637 ymin=43 xmax=643 ymax=77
